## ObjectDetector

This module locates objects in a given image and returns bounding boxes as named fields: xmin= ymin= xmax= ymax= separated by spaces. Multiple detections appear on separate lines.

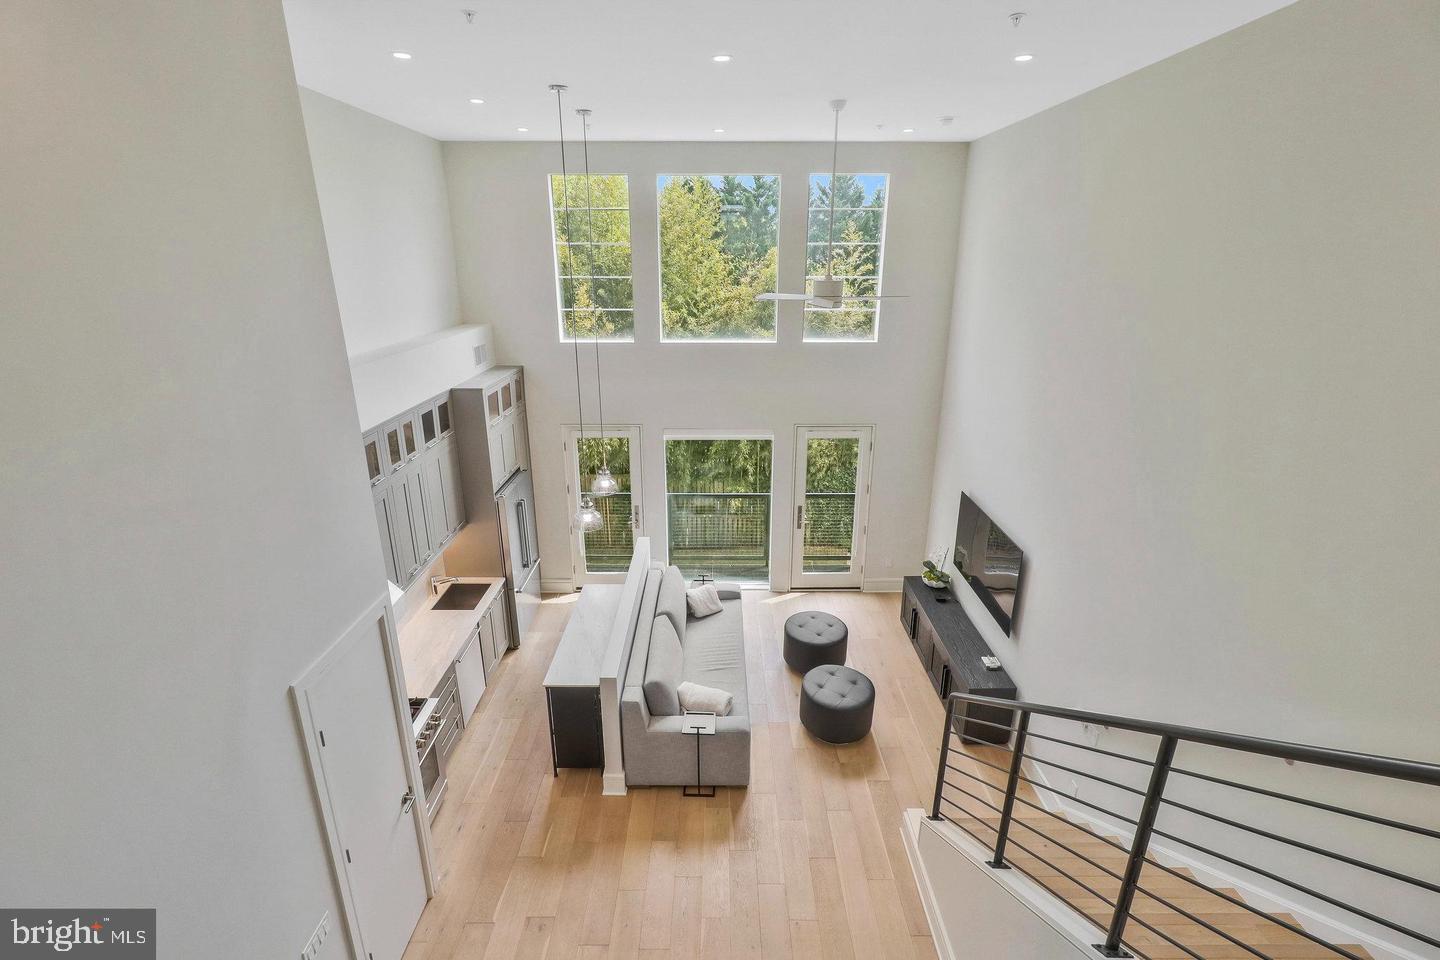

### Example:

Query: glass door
xmin=565 ymin=426 xmax=643 ymax=585
xmin=790 ymin=426 xmax=872 ymax=589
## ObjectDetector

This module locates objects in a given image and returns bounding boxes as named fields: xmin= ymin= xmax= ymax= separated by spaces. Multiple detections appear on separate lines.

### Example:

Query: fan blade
xmin=755 ymin=292 xmax=816 ymax=301
xmin=839 ymin=294 xmax=909 ymax=301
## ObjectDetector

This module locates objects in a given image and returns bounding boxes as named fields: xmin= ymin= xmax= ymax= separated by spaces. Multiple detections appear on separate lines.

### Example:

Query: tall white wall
xmin=926 ymin=0 xmax=1440 ymax=942
xmin=1 ymin=4 xmax=387 ymax=957
xmin=443 ymin=141 xmax=966 ymax=590
xmin=300 ymin=87 xmax=462 ymax=358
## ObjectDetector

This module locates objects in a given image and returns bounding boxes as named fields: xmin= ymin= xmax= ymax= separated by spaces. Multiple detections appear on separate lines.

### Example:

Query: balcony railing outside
xmin=581 ymin=493 xmax=634 ymax=573
xmin=667 ymin=491 xmax=770 ymax=580
xmin=802 ymin=492 xmax=856 ymax=573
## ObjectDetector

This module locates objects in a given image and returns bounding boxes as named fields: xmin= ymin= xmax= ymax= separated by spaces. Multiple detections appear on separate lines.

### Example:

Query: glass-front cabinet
xmin=365 ymin=390 xmax=469 ymax=589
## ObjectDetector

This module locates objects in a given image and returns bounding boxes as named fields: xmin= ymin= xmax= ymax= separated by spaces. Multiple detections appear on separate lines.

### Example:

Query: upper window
xmin=550 ymin=174 xmax=634 ymax=341
xmin=658 ymin=175 xmax=780 ymax=341
xmin=805 ymin=173 xmax=889 ymax=342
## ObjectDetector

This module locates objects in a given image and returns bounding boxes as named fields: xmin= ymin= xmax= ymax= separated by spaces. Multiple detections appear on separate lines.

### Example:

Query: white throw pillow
xmin=678 ymin=681 xmax=733 ymax=717
xmin=686 ymin=583 xmax=723 ymax=619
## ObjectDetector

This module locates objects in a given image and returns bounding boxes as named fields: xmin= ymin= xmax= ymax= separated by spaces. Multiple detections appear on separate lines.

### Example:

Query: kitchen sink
xmin=431 ymin=583 xmax=492 ymax=610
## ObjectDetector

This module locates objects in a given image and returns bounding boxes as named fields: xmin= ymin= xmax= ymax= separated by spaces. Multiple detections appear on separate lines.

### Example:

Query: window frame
xmin=549 ymin=173 xmax=636 ymax=343
xmin=656 ymin=173 xmax=783 ymax=344
xmin=803 ymin=172 xmax=891 ymax=343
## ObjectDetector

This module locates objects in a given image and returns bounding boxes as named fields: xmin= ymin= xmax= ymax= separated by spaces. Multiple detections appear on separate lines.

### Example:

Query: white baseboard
xmin=1020 ymin=758 xmax=1424 ymax=960
xmin=862 ymin=577 xmax=902 ymax=593
xmin=540 ymin=578 xmax=575 ymax=595
xmin=601 ymin=772 xmax=628 ymax=797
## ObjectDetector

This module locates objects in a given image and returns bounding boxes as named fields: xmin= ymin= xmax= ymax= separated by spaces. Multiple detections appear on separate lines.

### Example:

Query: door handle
xmin=631 ymin=504 xmax=641 ymax=529
xmin=401 ymin=789 xmax=416 ymax=815
xmin=795 ymin=505 xmax=805 ymax=530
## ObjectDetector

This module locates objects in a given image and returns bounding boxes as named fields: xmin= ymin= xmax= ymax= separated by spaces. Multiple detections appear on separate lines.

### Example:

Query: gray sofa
xmin=620 ymin=565 xmax=751 ymax=787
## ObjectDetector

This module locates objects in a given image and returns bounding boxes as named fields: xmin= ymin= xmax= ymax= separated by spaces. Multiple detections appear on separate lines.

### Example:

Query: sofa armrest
xmin=714 ymin=582 xmax=743 ymax=600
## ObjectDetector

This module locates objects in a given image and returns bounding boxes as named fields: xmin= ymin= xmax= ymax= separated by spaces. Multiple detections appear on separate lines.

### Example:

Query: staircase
xmin=926 ymin=697 xmax=1439 ymax=960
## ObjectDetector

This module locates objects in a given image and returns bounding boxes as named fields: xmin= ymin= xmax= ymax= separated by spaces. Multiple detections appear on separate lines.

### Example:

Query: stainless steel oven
xmin=411 ymin=697 xmax=448 ymax=822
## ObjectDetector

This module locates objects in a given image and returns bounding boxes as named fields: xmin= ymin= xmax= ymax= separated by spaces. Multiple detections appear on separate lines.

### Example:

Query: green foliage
xmin=803 ymin=438 xmax=859 ymax=493
xmin=658 ymin=176 xmax=778 ymax=340
xmin=665 ymin=439 xmax=772 ymax=493
xmin=806 ymin=174 xmax=887 ymax=341
xmin=551 ymin=174 xmax=634 ymax=340
xmin=921 ymin=559 xmax=952 ymax=584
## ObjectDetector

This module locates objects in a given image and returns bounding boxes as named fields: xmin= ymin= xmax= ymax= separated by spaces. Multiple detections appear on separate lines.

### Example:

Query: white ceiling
xmin=282 ymin=0 xmax=1294 ymax=142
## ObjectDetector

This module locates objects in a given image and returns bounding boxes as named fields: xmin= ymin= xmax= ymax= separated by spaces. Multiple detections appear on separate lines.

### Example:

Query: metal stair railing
xmin=928 ymin=693 xmax=1440 ymax=960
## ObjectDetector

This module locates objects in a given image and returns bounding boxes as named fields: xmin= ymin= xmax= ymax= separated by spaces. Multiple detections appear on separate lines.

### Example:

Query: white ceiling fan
xmin=757 ymin=99 xmax=907 ymax=311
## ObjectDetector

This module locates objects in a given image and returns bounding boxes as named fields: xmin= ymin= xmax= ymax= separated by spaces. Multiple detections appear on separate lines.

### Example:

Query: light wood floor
xmin=402 ymin=589 xmax=992 ymax=960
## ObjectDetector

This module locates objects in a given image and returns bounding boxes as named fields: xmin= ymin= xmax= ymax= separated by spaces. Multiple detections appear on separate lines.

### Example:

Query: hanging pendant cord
xmin=553 ymin=85 xmax=584 ymax=448
xmin=826 ymin=103 xmax=840 ymax=279
xmin=579 ymin=109 xmax=607 ymax=468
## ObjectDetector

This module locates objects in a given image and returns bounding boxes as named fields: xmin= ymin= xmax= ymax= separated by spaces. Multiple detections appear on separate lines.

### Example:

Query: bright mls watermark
xmin=1 ymin=910 xmax=154 ymax=958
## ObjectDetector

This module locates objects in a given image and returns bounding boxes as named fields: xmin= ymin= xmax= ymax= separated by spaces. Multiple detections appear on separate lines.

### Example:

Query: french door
xmin=565 ymin=425 xmax=643 ymax=585
xmin=790 ymin=426 xmax=873 ymax=589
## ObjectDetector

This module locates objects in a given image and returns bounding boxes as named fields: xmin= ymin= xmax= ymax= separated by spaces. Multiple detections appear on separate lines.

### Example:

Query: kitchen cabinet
xmin=454 ymin=626 xmax=486 ymax=725
xmin=403 ymin=469 xmax=432 ymax=565
xmin=385 ymin=483 xmax=419 ymax=583
xmin=477 ymin=605 xmax=501 ymax=677
xmin=420 ymin=457 xmax=447 ymax=551
xmin=439 ymin=440 xmax=465 ymax=536
xmin=365 ymin=392 xmax=471 ymax=589
xmin=374 ymin=489 xmax=399 ymax=583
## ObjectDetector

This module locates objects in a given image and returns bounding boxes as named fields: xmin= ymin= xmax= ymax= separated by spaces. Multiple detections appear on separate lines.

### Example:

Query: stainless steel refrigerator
xmin=440 ymin=367 xmax=541 ymax=649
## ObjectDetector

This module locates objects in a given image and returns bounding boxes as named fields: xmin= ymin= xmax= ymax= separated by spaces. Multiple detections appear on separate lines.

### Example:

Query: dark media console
xmin=900 ymin=576 xmax=1017 ymax=745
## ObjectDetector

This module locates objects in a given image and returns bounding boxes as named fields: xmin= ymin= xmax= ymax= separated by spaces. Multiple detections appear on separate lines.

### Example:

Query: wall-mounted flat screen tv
xmin=953 ymin=493 xmax=1024 ymax=635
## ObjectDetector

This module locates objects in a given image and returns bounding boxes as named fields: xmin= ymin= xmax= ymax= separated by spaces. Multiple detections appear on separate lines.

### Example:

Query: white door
xmin=790 ymin=426 xmax=873 ymax=589
xmin=297 ymin=615 xmax=428 ymax=960
xmin=565 ymin=425 xmax=643 ymax=586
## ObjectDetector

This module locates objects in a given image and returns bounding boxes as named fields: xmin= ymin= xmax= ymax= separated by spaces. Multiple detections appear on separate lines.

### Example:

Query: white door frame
xmin=790 ymin=425 xmax=874 ymax=589
xmin=291 ymin=594 xmax=436 ymax=959
xmin=564 ymin=424 xmax=644 ymax=587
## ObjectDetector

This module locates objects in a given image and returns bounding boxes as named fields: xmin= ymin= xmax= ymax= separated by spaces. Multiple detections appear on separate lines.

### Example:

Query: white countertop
xmin=543 ymin=584 xmax=622 ymax=689
xmin=397 ymin=577 xmax=505 ymax=699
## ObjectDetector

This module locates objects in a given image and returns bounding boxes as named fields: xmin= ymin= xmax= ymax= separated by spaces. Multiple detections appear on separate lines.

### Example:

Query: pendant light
xmin=552 ymin=83 xmax=604 ymax=534
xmin=577 ymin=107 xmax=620 ymax=499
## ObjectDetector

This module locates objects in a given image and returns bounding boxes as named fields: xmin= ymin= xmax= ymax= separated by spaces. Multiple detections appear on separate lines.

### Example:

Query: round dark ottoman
xmin=783 ymin=611 xmax=848 ymax=673
xmin=800 ymin=665 xmax=875 ymax=744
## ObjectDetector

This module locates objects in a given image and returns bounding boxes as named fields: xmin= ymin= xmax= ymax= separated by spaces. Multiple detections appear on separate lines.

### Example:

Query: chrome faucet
xmin=430 ymin=575 xmax=460 ymax=596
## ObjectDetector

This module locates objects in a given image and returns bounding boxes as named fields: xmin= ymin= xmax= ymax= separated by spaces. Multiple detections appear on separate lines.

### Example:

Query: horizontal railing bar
xmin=943 ymin=761 xmax=1011 ymax=795
xmin=946 ymin=713 xmax=1019 ymax=736
xmin=1156 ymin=796 xmax=1440 ymax=895
xmin=938 ymin=812 xmax=1195 ymax=960
xmin=1168 ymin=765 xmax=1440 ymax=842
xmin=946 ymin=693 xmax=1440 ymax=786
xmin=940 ymin=782 xmax=1006 ymax=817
xmin=1139 ymin=853 xmax=1400 ymax=959
xmin=1004 ymin=792 xmax=1135 ymax=858
xmin=1008 ymin=817 xmax=1126 ymax=883
xmin=1130 ymin=883 xmax=1275 ymax=960
xmin=1022 ymin=751 xmax=1150 ymax=797
xmin=1144 ymin=836 xmax=1440 ymax=951
xmin=995 ymin=834 xmax=1157 ymax=960
xmin=1022 ymin=728 xmax=1158 ymax=766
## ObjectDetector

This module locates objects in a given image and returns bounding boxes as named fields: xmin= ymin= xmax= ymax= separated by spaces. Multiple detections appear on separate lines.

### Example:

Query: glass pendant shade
xmin=575 ymin=493 xmax=604 ymax=532
xmin=591 ymin=465 xmax=619 ymax=498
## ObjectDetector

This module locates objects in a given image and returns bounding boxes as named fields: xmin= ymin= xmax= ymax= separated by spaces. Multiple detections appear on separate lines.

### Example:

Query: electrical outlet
xmin=300 ymin=911 xmax=330 ymax=960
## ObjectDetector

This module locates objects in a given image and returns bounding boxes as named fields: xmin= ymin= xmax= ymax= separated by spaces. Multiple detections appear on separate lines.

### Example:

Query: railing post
xmin=1098 ymin=734 xmax=1177 ymax=958
xmin=929 ymin=696 xmax=958 ymax=821
xmin=987 ymin=710 xmax=1030 ymax=869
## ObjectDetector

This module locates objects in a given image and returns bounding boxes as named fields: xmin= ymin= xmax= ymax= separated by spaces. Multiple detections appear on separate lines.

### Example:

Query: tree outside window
xmin=658 ymin=175 xmax=779 ymax=341
xmin=551 ymin=174 xmax=634 ymax=341
xmin=806 ymin=173 xmax=888 ymax=341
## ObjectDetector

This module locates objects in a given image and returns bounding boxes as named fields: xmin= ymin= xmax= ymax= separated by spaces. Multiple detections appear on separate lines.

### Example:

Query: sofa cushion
xmin=656 ymin=565 xmax=688 ymax=641
xmin=643 ymin=614 xmax=684 ymax=716
xmin=681 ymin=602 xmax=747 ymax=719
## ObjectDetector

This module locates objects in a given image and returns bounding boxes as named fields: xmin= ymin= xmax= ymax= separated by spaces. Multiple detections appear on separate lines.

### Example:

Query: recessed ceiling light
xmin=712 ymin=54 xmax=732 ymax=63
xmin=713 ymin=127 xmax=725 ymax=133
xmin=391 ymin=50 xmax=413 ymax=60
xmin=902 ymin=127 xmax=915 ymax=133
xmin=516 ymin=127 xmax=529 ymax=133
xmin=1014 ymin=53 xmax=1034 ymax=62
xmin=468 ymin=97 xmax=485 ymax=105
